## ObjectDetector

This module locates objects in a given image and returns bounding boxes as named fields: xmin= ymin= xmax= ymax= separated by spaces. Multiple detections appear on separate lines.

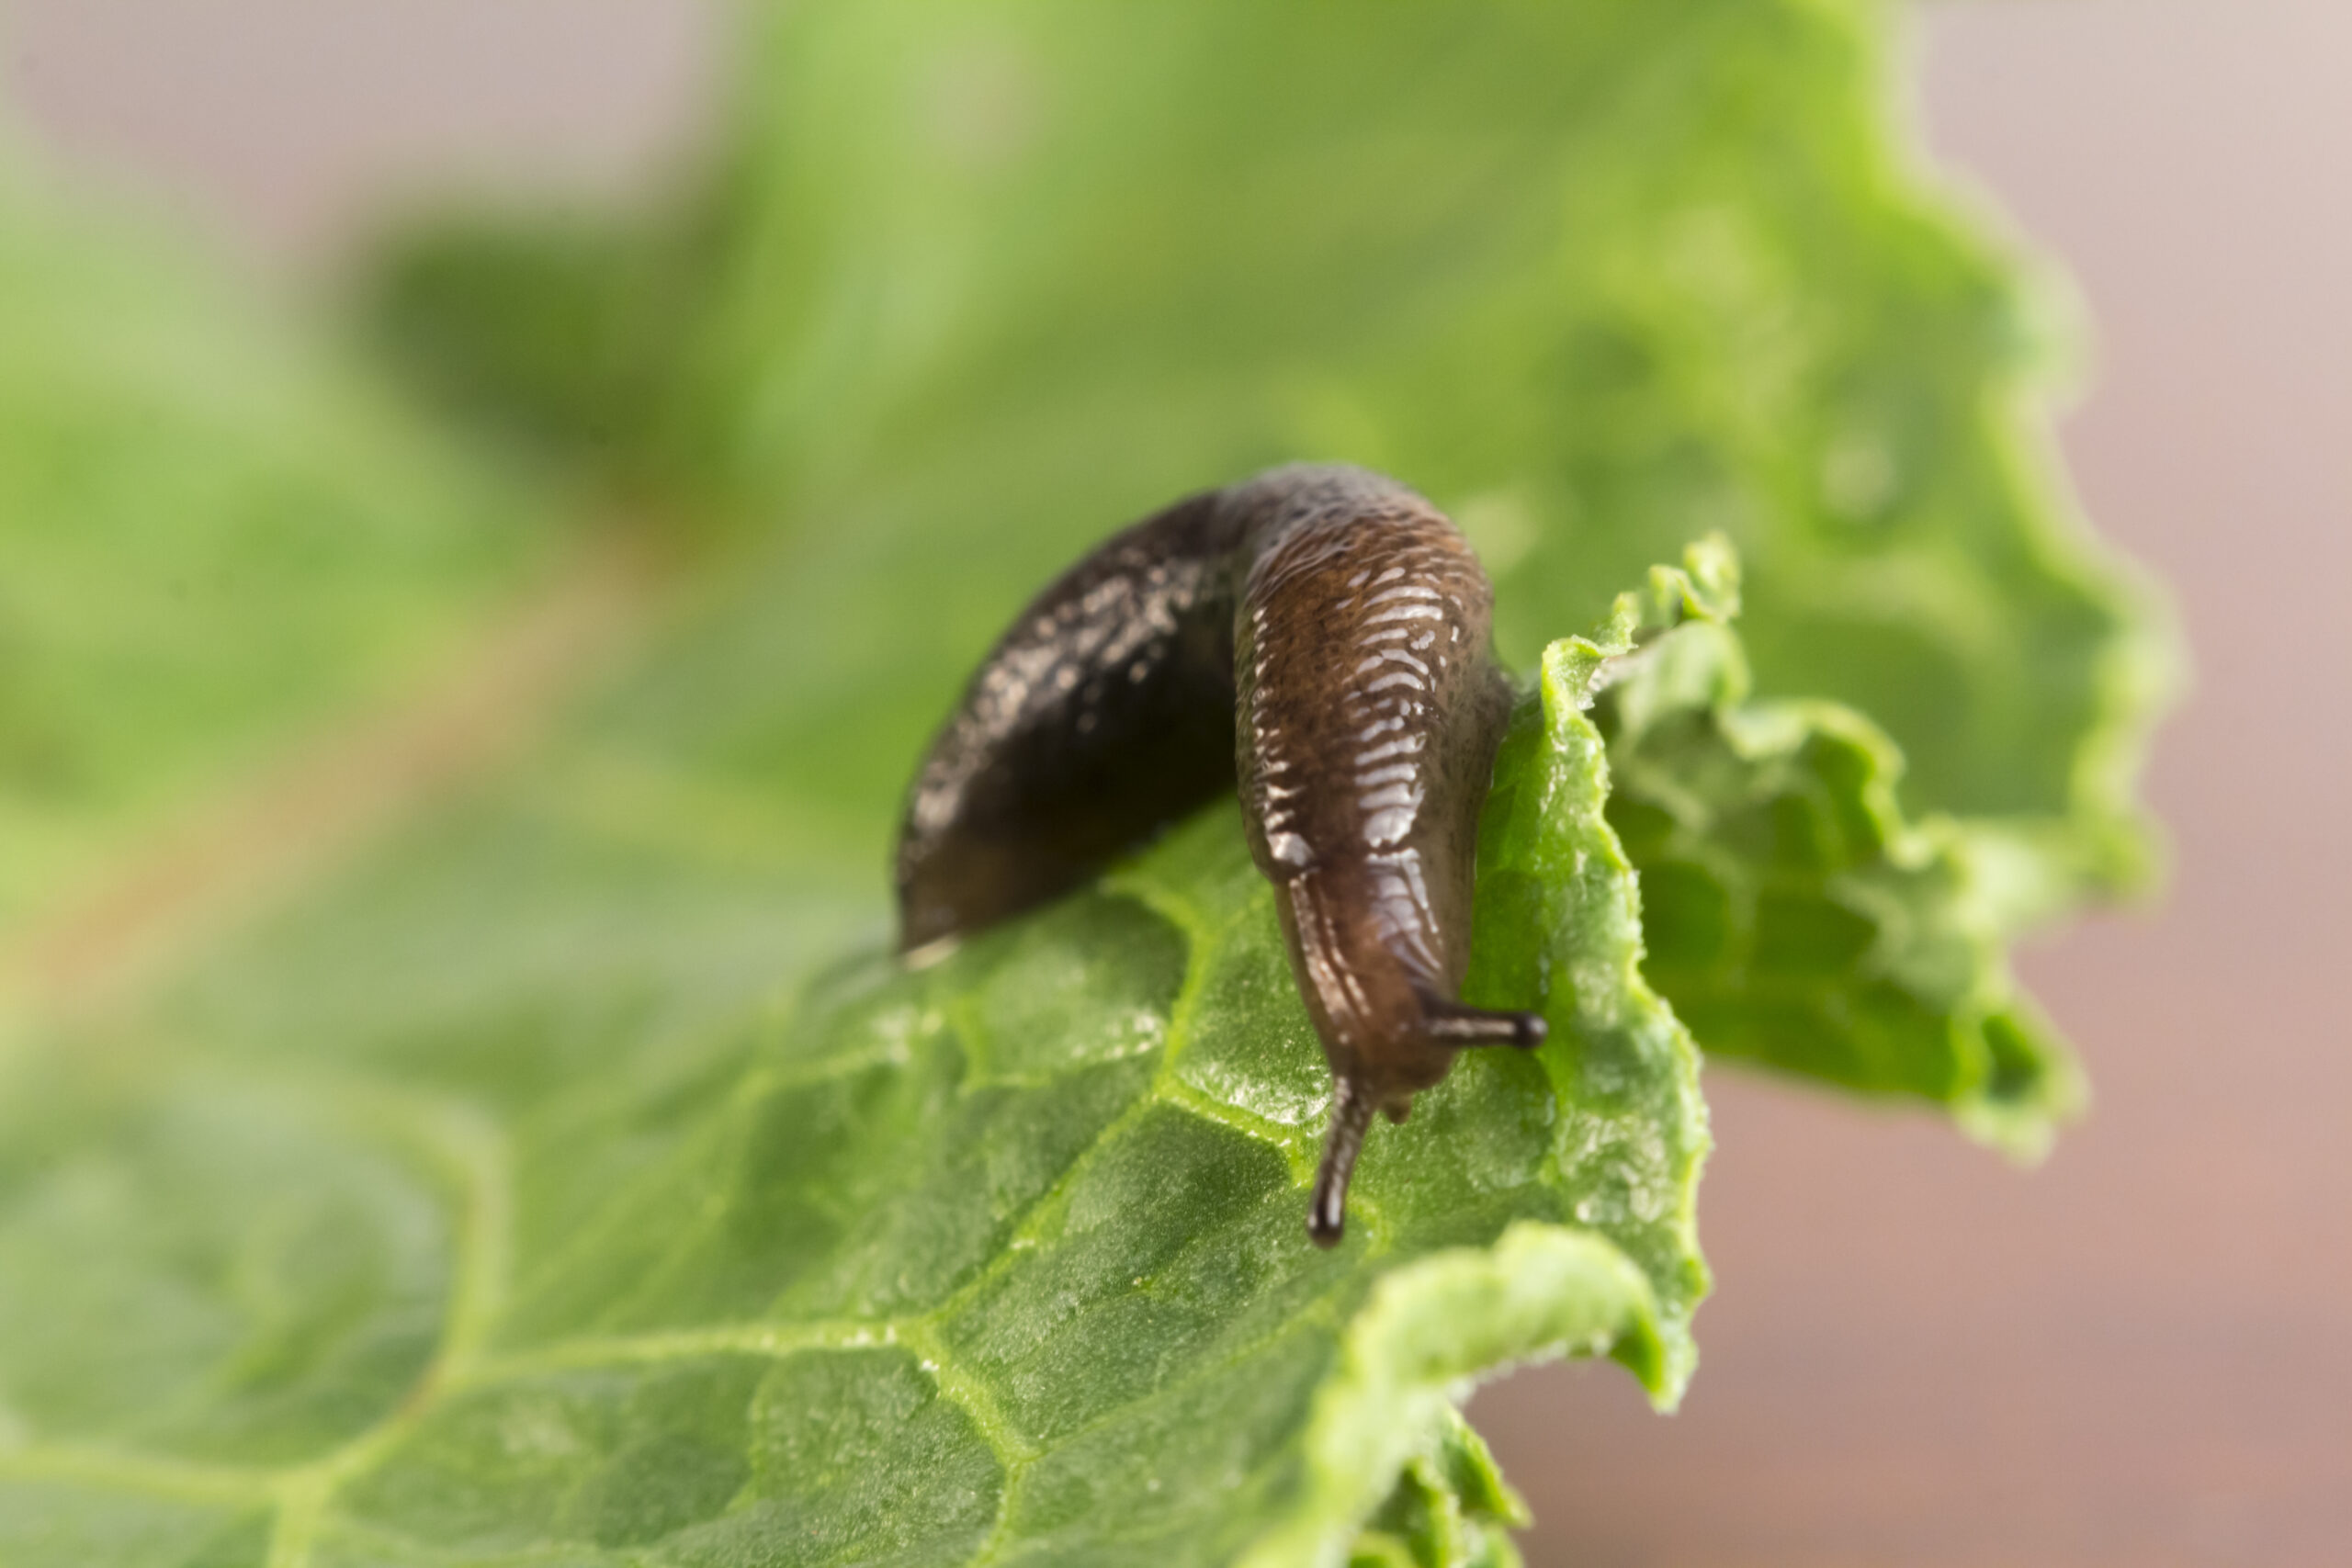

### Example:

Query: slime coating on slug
xmin=895 ymin=465 xmax=1544 ymax=1246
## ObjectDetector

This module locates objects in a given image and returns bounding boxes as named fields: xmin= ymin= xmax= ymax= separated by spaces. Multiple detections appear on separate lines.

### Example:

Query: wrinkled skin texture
xmin=898 ymin=466 xmax=1542 ymax=1243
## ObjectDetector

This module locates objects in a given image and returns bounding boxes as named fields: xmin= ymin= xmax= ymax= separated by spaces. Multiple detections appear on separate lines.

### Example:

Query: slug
xmin=896 ymin=465 xmax=1544 ymax=1246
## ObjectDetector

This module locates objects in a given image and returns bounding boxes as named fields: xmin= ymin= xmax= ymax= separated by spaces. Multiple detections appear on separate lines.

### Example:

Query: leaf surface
xmin=1 ymin=552 xmax=1723 ymax=1564
xmin=0 ymin=0 xmax=2176 ymax=1561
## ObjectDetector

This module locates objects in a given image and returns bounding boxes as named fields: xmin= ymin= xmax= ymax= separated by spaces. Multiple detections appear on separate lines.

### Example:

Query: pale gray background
xmin=6 ymin=2 xmax=2346 ymax=1563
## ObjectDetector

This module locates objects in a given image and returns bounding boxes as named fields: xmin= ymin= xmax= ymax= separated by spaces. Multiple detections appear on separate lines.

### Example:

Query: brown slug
xmin=896 ymin=465 xmax=1544 ymax=1247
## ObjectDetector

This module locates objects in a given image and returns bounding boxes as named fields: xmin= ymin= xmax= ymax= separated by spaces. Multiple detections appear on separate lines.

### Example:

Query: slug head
xmin=1306 ymin=993 xmax=1546 ymax=1247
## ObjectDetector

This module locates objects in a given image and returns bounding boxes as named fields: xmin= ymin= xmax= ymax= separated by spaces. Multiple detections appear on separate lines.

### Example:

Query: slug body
xmin=897 ymin=466 xmax=1543 ymax=1245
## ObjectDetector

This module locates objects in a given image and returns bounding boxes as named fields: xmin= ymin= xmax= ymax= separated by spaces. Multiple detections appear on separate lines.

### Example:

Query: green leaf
xmin=1595 ymin=580 xmax=2086 ymax=1152
xmin=0 ymin=0 xmax=2174 ymax=1559
xmin=1351 ymin=1410 xmax=1528 ymax=1568
xmin=0 ymin=152 xmax=557 ymax=953
xmin=0 ymin=536 xmax=1719 ymax=1562
xmin=368 ymin=0 xmax=2173 ymax=915
xmin=359 ymin=210 xmax=680 ymax=481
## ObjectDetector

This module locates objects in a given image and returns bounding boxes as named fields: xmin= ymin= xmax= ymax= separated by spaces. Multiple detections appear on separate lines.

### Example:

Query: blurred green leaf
xmin=0 ymin=0 xmax=2176 ymax=1561
xmin=0 ymin=155 xmax=557 ymax=952
xmin=1350 ymin=1411 xmax=1530 ymax=1568
xmin=371 ymin=0 xmax=2171 ymax=914
xmin=361 ymin=210 xmax=679 ymax=480
xmin=1598 ymin=588 xmax=2086 ymax=1151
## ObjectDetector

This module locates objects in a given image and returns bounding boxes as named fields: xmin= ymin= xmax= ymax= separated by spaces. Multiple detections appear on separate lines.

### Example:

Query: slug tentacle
xmin=1309 ymin=1075 xmax=1379 ymax=1248
xmin=1420 ymin=995 xmax=1549 ymax=1048
xmin=896 ymin=464 xmax=1535 ymax=1246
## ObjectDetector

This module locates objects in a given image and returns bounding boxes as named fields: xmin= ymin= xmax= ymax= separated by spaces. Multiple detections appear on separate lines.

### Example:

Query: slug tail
xmin=1307 ymin=1077 xmax=1378 ymax=1247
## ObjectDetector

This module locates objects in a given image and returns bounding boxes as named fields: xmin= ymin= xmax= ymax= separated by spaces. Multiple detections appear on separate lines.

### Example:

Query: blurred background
xmin=4 ymin=0 xmax=2346 ymax=1563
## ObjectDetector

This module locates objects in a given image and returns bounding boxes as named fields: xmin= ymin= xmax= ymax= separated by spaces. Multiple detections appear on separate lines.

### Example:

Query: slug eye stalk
xmin=1308 ymin=1077 xmax=1378 ymax=1249
xmin=1304 ymin=998 xmax=1546 ymax=1249
xmin=895 ymin=464 xmax=1537 ymax=1245
xmin=1422 ymin=997 xmax=1549 ymax=1050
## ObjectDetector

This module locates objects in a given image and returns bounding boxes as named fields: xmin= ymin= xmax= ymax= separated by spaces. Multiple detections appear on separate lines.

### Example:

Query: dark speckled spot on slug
xmin=895 ymin=465 xmax=1544 ymax=1246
